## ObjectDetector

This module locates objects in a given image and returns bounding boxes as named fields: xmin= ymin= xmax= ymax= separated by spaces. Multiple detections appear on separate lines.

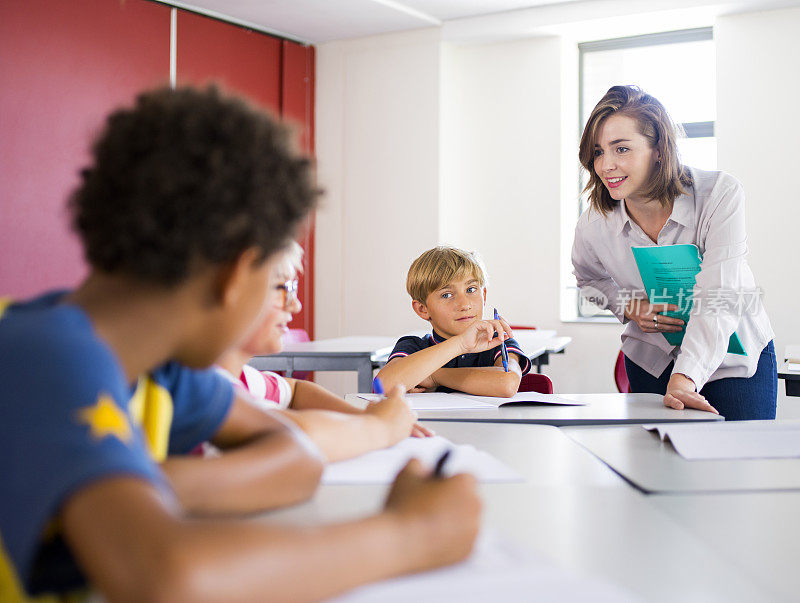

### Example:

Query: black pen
xmin=433 ymin=449 xmax=452 ymax=478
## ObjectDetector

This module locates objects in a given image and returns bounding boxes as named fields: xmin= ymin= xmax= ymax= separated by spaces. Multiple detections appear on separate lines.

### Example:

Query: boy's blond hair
xmin=406 ymin=246 xmax=487 ymax=304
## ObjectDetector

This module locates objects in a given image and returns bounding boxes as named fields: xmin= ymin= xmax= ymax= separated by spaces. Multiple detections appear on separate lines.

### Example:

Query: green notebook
xmin=631 ymin=244 xmax=745 ymax=355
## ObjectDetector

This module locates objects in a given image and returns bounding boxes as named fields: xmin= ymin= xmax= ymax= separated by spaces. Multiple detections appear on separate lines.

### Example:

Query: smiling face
xmin=239 ymin=261 xmax=302 ymax=356
xmin=593 ymin=113 xmax=660 ymax=204
xmin=413 ymin=275 xmax=486 ymax=338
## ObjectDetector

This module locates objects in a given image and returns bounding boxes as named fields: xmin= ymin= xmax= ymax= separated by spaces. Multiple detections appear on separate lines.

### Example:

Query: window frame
xmin=574 ymin=27 xmax=715 ymax=319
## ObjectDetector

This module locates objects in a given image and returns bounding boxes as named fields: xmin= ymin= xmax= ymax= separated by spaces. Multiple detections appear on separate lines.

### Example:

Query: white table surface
xmin=510 ymin=329 xmax=572 ymax=353
xmin=346 ymin=392 xmax=724 ymax=426
xmin=649 ymin=491 xmax=800 ymax=602
xmin=278 ymin=336 xmax=396 ymax=357
xmin=259 ymin=422 xmax=771 ymax=602
xmin=563 ymin=422 xmax=800 ymax=494
xmin=265 ymin=330 xmax=569 ymax=364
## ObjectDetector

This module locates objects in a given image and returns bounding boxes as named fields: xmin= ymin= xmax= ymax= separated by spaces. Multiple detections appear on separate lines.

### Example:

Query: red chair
xmin=518 ymin=372 xmax=553 ymax=394
xmin=282 ymin=328 xmax=310 ymax=346
xmin=277 ymin=328 xmax=312 ymax=381
xmin=614 ymin=350 xmax=631 ymax=393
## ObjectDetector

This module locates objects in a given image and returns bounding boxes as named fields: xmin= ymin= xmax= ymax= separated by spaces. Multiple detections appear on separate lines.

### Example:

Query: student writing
xmin=0 ymin=86 xmax=480 ymax=602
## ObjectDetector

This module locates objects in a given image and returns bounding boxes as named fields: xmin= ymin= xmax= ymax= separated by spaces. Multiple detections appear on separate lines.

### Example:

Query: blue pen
xmin=494 ymin=308 xmax=509 ymax=372
xmin=372 ymin=376 xmax=385 ymax=396
xmin=433 ymin=449 xmax=452 ymax=478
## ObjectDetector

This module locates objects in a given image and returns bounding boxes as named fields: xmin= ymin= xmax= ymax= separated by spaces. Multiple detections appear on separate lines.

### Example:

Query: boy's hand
xmin=456 ymin=318 xmax=512 ymax=355
xmin=408 ymin=374 xmax=437 ymax=393
xmin=364 ymin=385 xmax=418 ymax=445
xmin=384 ymin=459 xmax=481 ymax=571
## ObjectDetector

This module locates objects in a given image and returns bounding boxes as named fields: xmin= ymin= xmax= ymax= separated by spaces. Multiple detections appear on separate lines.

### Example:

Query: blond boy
xmin=377 ymin=246 xmax=531 ymax=397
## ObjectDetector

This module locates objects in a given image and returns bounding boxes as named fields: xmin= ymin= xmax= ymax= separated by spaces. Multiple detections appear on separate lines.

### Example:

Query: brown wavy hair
xmin=579 ymin=85 xmax=692 ymax=215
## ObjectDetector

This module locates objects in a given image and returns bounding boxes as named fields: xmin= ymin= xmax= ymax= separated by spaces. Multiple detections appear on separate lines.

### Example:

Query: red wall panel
xmin=0 ymin=0 xmax=170 ymax=298
xmin=281 ymin=41 xmax=316 ymax=338
xmin=176 ymin=11 xmax=281 ymax=114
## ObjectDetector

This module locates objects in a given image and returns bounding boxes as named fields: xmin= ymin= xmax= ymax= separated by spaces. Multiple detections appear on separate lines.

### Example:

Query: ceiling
xmin=165 ymin=0 xmax=583 ymax=43
xmin=164 ymin=0 xmax=800 ymax=45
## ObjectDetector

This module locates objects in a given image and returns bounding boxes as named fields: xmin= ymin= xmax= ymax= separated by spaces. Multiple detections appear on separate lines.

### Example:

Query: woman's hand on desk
xmin=664 ymin=373 xmax=719 ymax=414
xmin=384 ymin=458 xmax=481 ymax=572
xmin=624 ymin=300 xmax=684 ymax=333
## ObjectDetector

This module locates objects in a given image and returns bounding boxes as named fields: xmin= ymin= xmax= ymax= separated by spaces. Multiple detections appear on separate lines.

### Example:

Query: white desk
xmin=250 ymin=336 xmax=395 ymax=393
xmin=650 ymin=492 xmax=800 ymax=602
xmin=261 ymin=422 xmax=770 ymax=602
xmin=345 ymin=393 xmax=723 ymax=426
xmin=510 ymin=329 xmax=572 ymax=373
xmin=564 ymin=422 xmax=800 ymax=494
xmin=250 ymin=330 xmax=568 ymax=393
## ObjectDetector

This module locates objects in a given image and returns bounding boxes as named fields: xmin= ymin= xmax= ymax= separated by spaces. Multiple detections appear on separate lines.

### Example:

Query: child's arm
xmin=431 ymin=354 xmax=523 ymax=398
xmin=277 ymin=386 xmax=417 ymax=462
xmin=286 ymin=377 xmax=436 ymax=438
xmin=62 ymin=460 xmax=480 ymax=603
xmin=161 ymin=391 xmax=324 ymax=515
xmin=377 ymin=337 xmax=464 ymax=393
xmin=377 ymin=318 xmax=513 ymax=392
xmin=286 ymin=378 xmax=362 ymax=413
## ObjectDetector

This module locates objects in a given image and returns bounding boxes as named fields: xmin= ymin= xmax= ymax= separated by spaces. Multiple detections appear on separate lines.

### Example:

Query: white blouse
xmin=571 ymin=167 xmax=774 ymax=390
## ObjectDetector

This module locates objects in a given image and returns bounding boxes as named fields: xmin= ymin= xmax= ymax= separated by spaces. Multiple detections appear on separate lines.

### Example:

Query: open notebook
xmin=321 ymin=436 xmax=523 ymax=484
xmin=358 ymin=391 xmax=585 ymax=411
xmin=644 ymin=422 xmax=800 ymax=460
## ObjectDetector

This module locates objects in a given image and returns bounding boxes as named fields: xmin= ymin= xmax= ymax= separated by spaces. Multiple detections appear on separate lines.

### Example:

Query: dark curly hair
xmin=69 ymin=85 xmax=319 ymax=284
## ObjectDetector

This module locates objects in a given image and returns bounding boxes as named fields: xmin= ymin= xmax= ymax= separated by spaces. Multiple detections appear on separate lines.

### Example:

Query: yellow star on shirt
xmin=77 ymin=394 xmax=133 ymax=443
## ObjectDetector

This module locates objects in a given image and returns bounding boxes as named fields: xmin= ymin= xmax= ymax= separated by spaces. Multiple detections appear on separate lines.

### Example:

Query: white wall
xmin=315 ymin=7 xmax=800 ymax=400
xmin=716 ymin=7 xmax=800 ymax=415
xmin=440 ymin=36 xmax=623 ymax=393
xmin=315 ymin=28 xmax=442 ymax=392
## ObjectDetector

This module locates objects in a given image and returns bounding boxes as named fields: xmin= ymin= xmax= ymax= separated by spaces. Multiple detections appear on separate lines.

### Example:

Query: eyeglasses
xmin=275 ymin=279 xmax=299 ymax=308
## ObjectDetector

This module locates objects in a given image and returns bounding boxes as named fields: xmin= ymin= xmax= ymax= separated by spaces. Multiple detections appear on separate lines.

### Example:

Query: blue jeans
xmin=624 ymin=341 xmax=777 ymax=421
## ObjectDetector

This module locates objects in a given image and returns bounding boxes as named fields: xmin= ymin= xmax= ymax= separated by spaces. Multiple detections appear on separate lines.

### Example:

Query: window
xmin=571 ymin=27 xmax=716 ymax=319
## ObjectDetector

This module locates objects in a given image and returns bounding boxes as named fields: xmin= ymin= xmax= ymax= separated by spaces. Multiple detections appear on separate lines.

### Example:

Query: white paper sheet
xmin=357 ymin=391 xmax=584 ymax=410
xmin=357 ymin=392 xmax=496 ymax=410
xmin=459 ymin=392 xmax=586 ymax=407
xmin=321 ymin=436 xmax=523 ymax=484
xmin=328 ymin=530 xmax=638 ymax=603
xmin=643 ymin=423 xmax=800 ymax=460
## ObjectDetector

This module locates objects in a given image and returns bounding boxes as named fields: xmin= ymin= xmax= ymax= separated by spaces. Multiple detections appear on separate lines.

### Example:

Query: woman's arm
xmin=672 ymin=177 xmax=748 ymax=392
xmin=571 ymin=220 xmax=628 ymax=322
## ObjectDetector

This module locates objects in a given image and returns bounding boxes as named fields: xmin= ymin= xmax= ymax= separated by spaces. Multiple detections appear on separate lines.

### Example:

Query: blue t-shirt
xmin=0 ymin=291 xmax=234 ymax=597
xmin=387 ymin=330 xmax=531 ymax=393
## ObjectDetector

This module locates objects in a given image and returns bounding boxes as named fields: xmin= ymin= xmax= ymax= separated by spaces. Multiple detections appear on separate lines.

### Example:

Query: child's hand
xmin=456 ymin=318 xmax=512 ymax=354
xmin=411 ymin=423 xmax=435 ymax=437
xmin=364 ymin=385 xmax=417 ymax=445
xmin=408 ymin=374 xmax=437 ymax=393
xmin=384 ymin=459 xmax=481 ymax=572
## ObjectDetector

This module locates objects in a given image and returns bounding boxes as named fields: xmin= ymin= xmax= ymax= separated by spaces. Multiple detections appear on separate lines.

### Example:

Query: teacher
xmin=571 ymin=85 xmax=776 ymax=420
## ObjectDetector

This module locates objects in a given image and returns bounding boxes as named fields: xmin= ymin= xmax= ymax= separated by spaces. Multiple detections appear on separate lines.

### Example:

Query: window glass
xmin=573 ymin=30 xmax=716 ymax=319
